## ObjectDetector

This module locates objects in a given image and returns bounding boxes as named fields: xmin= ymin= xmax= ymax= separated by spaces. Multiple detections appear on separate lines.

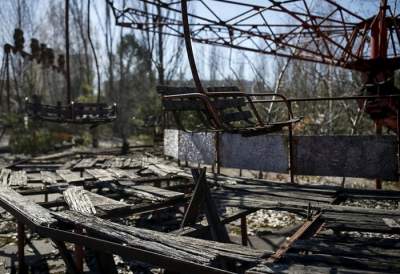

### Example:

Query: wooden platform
xmin=1 ymin=151 xmax=400 ymax=274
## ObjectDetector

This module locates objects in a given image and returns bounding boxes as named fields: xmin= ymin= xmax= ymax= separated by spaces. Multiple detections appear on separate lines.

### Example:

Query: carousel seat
xmin=157 ymin=86 xmax=301 ymax=136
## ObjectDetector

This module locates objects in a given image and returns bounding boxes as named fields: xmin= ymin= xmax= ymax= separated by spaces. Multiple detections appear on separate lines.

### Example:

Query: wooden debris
xmin=40 ymin=171 xmax=60 ymax=185
xmin=383 ymin=218 xmax=400 ymax=228
xmin=103 ymin=157 xmax=142 ymax=169
xmin=0 ymin=187 xmax=57 ymax=226
xmin=85 ymin=191 xmax=130 ymax=212
xmin=145 ymin=163 xmax=191 ymax=178
xmin=107 ymin=168 xmax=139 ymax=179
xmin=63 ymin=187 xmax=96 ymax=215
xmin=0 ymin=169 xmax=11 ymax=186
xmin=127 ymin=185 xmax=184 ymax=201
xmin=55 ymin=210 xmax=268 ymax=266
xmin=86 ymin=169 xmax=115 ymax=182
xmin=74 ymin=158 xmax=98 ymax=169
xmin=56 ymin=170 xmax=84 ymax=183
xmin=8 ymin=171 xmax=28 ymax=187
xmin=219 ymin=183 xmax=336 ymax=203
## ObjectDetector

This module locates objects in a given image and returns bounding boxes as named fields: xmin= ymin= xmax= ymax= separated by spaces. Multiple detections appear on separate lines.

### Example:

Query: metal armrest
xmin=245 ymin=93 xmax=295 ymax=120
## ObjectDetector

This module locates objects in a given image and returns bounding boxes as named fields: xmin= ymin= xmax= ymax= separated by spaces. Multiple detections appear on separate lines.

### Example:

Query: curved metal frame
xmin=181 ymin=0 xmax=205 ymax=94
xmin=179 ymin=0 xmax=297 ymax=127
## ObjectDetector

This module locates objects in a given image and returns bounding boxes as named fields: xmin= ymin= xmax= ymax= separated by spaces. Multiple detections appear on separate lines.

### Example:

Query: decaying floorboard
xmin=40 ymin=171 xmax=60 ymax=185
xmin=54 ymin=210 xmax=269 ymax=267
xmin=213 ymin=190 xmax=400 ymax=217
xmin=56 ymin=170 xmax=84 ymax=183
xmin=145 ymin=163 xmax=192 ymax=179
xmin=0 ymin=169 xmax=11 ymax=185
xmin=0 ymin=187 xmax=57 ymax=226
xmin=323 ymin=211 xmax=400 ymax=233
xmin=219 ymin=183 xmax=336 ymax=203
xmin=103 ymin=157 xmax=141 ymax=169
xmin=85 ymin=191 xmax=130 ymax=212
xmin=85 ymin=169 xmax=115 ymax=182
xmin=246 ymin=263 xmax=385 ymax=274
xmin=291 ymin=234 xmax=400 ymax=259
xmin=63 ymin=186 xmax=130 ymax=214
xmin=73 ymin=158 xmax=98 ymax=169
xmin=125 ymin=185 xmax=185 ymax=202
xmin=107 ymin=168 xmax=139 ymax=179
xmin=8 ymin=171 xmax=28 ymax=187
xmin=63 ymin=187 xmax=97 ymax=215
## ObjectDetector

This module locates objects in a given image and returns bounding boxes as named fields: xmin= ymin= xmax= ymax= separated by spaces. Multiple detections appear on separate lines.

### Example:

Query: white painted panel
xmin=178 ymin=132 xmax=216 ymax=164
xmin=163 ymin=129 xmax=179 ymax=159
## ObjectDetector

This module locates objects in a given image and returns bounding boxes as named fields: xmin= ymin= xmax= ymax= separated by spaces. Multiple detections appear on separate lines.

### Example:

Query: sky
xmin=0 ymin=0 xmax=398 ymax=86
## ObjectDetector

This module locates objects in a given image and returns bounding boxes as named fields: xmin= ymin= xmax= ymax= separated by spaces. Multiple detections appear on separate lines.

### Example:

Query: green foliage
xmin=107 ymin=34 xmax=160 ymax=140
xmin=5 ymin=114 xmax=69 ymax=155
xmin=10 ymin=127 xmax=56 ymax=155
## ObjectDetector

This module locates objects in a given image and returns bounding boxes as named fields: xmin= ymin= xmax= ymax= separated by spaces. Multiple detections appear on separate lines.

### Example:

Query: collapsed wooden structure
xmin=0 ymin=149 xmax=399 ymax=273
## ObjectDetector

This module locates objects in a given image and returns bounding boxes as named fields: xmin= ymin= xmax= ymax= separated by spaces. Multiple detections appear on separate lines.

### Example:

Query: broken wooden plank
xmin=63 ymin=187 xmax=96 ymax=215
xmin=106 ymin=168 xmax=139 ymax=179
xmin=145 ymin=163 xmax=191 ymax=179
xmin=54 ymin=210 xmax=267 ymax=267
xmin=8 ymin=171 xmax=27 ymax=187
xmin=103 ymin=157 xmax=142 ymax=169
xmin=56 ymin=170 xmax=84 ymax=183
xmin=0 ymin=187 xmax=57 ymax=226
xmin=383 ymin=218 xmax=400 ymax=228
xmin=280 ymin=253 xmax=400 ymax=273
xmin=123 ymin=158 xmax=131 ymax=168
xmin=213 ymin=190 xmax=400 ymax=218
xmin=63 ymin=186 xmax=129 ymax=214
xmin=85 ymin=192 xmax=130 ymax=212
xmin=128 ymin=185 xmax=184 ymax=201
xmin=0 ymin=169 xmax=11 ymax=186
xmin=40 ymin=171 xmax=60 ymax=185
xmin=86 ymin=169 xmax=115 ymax=182
xmin=219 ymin=183 xmax=335 ymax=203
xmin=291 ymin=235 xmax=400 ymax=259
xmin=246 ymin=263 xmax=385 ymax=274
xmin=74 ymin=158 xmax=98 ymax=169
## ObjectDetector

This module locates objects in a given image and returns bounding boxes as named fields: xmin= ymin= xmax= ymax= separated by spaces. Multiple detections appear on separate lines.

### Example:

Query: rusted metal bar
xmin=397 ymin=109 xmax=400 ymax=184
xmin=181 ymin=0 xmax=204 ymax=94
xmin=240 ymin=216 xmax=248 ymax=246
xmin=53 ymin=240 xmax=80 ymax=274
xmin=65 ymin=0 xmax=72 ymax=103
xmin=74 ymin=226 xmax=84 ymax=273
xmin=266 ymin=213 xmax=323 ymax=263
xmin=216 ymin=132 xmax=221 ymax=175
xmin=5 ymin=50 xmax=10 ymax=112
xmin=288 ymin=100 xmax=295 ymax=184
xmin=17 ymin=222 xmax=27 ymax=274
xmin=251 ymin=94 xmax=400 ymax=104
xmin=375 ymin=120 xmax=383 ymax=190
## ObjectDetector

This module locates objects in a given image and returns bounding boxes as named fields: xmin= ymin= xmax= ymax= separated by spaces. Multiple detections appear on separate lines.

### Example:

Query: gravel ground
xmin=343 ymin=198 xmax=400 ymax=210
xmin=225 ymin=207 xmax=305 ymax=236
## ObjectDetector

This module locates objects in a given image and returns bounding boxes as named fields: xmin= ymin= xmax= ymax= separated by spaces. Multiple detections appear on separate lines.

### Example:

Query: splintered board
xmin=0 ymin=187 xmax=57 ymax=226
xmin=56 ymin=170 xmax=85 ymax=183
xmin=294 ymin=135 xmax=398 ymax=181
